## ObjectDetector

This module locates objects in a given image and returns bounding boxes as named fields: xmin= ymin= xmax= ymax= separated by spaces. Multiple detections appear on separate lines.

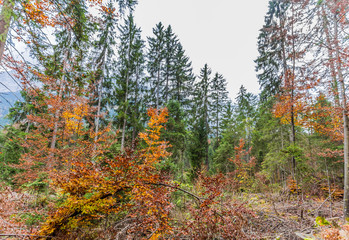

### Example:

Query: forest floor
xmin=240 ymin=192 xmax=345 ymax=239
xmin=1 ymin=186 xmax=348 ymax=239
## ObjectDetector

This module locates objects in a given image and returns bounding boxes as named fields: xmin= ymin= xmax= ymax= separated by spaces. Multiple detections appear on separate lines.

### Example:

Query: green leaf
xmin=83 ymin=192 xmax=94 ymax=199
xmin=316 ymin=216 xmax=330 ymax=226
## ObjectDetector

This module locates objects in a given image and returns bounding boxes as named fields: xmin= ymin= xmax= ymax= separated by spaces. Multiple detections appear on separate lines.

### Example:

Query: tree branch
xmin=149 ymin=182 xmax=203 ymax=202
xmin=0 ymin=234 xmax=53 ymax=238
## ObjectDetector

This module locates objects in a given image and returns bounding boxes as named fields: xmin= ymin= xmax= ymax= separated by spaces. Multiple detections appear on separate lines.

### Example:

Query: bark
xmin=131 ymin=63 xmax=140 ymax=146
xmin=49 ymin=43 xmax=70 ymax=168
xmin=94 ymin=76 xmax=103 ymax=146
xmin=215 ymin=90 xmax=219 ymax=140
xmin=321 ymin=6 xmax=340 ymax=107
xmin=333 ymin=11 xmax=349 ymax=220
xmin=121 ymin=39 xmax=131 ymax=152
xmin=0 ymin=0 xmax=14 ymax=63
xmin=49 ymin=75 xmax=65 ymax=164
xmin=204 ymin=80 xmax=209 ymax=171
xmin=156 ymin=63 xmax=160 ymax=109
xmin=94 ymin=47 xmax=106 ymax=149
xmin=120 ymin=108 xmax=127 ymax=151
xmin=290 ymin=2 xmax=297 ymax=178
xmin=176 ymin=76 xmax=181 ymax=102
xmin=165 ymin=68 xmax=169 ymax=103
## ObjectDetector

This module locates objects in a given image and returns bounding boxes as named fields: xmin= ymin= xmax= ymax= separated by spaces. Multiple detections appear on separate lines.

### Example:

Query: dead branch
xmin=149 ymin=182 xmax=203 ymax=202
xmin=0 ymin=234 xmax=53 ymax=238
xmin=315 ymin=190 xmax=336 ymax=215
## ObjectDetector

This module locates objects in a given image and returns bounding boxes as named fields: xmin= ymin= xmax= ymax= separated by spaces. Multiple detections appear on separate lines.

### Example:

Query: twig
xmin=150 ymin=182 xmax=203 ymax=202
xmin=0 ymin=234 xmax=53 ymax=238
xmin=270 ymin=196 xmax=280 ymax=217
xmin=270 ymin=214 xmax=287 ymax=223
xmin=315 ymin=190 xmax=336 ymax=214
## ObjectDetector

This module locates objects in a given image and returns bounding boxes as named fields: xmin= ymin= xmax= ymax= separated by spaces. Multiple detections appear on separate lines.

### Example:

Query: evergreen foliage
xmin=2 ymin=0 xmax=349 ymax=238
xmin=255 ymin=0 xmax=289 ymax=101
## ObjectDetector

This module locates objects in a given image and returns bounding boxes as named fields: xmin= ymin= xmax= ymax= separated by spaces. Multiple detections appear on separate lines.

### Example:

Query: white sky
xmin=134 ymin=0 xmax=270 ymax=101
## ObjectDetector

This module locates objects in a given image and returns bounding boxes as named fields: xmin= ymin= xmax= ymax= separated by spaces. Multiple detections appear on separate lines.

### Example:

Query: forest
xmin=0 ymin=0 xmax=349 ymax=239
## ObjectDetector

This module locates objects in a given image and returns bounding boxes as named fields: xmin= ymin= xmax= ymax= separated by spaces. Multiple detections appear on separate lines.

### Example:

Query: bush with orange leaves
xmin=36 ymin=108 xmax=254 ymax=239
xmin=176 ymin=173 xmax=255 ymax=239
xmin=38 ymin=108 xmax=174 ymax=239
xmin=228 ymin=139 xmax=256 ymax=191
xmin=319 ymin=224 xmax=349 ymax=240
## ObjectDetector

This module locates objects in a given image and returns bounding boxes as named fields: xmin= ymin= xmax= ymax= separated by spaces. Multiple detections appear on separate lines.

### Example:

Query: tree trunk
xmin=204 ymin=85 xmax=209 ymax=171
xmin=50 ymin=50 xmax=68 ymax=154
xmin=290 ymin=2 xmax=297 ymax=178
xmin=165 ymin=70 xmax=169 ymax=103
xmin=321 ymin=6 xmax=340 ymax=107
xmin=132 ymin=64 xmax=140 ymax=146
xmin=0 ymin=0 xmax=14 ymax=63
xmin=216 ymin=98 xmax=219 ymax=140
xmin=120 ymin=73 xmax=129 ymax=151
xmin=121 ymin=40 xmax=131 ymax=151
xmin=49 ymin=75 xmax=65 ymax=166
xmin=94 ymin=76 xmax=103 ymax=147
xmin=156 ymin=64 xmax=160 ymax=109
xmin=333 ymin=11 xmax=349 ymax=220
xmin=340 ymin=63 xmax=349 ymax=220
xmin=94 ymin=42 xmax=106 ymax=148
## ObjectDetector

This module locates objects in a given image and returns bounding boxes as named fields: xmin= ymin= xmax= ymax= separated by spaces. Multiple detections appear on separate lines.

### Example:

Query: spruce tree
xmin=161 ymin=100 xmax=187 ymax=176
xmin=114 ymin=14 xmax=145 ymax=150
xmin=210 ymin=72 xmax=229 ymax=142
xmin=255 ymin=0 xmax=289 ymax=101
xmin=163 ymin=25 xmax=178 ymax=103
xmin=91 ymin=2 xmax=118 ymax=144
xmin=235 ymin=85 xmax=257 ymax=161
xmin=147 ymin=23 xmax=194 ymax=109
xmin=172 ymin=43 xmax=195 ymax=111
xmin=189 ymin=64 xmax=212 ymax=172
xmin=147 ymin=22 xmax=166 ymax=108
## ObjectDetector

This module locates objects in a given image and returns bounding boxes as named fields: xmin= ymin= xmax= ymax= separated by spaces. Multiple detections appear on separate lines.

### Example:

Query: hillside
xmin=1 ymin=1 xmax=349 ymax=239
xmin=0 ymin=71 xmax=22 ymax=126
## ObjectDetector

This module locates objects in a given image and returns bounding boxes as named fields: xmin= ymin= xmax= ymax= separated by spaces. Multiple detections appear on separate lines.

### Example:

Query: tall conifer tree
xmin=115 ymin=14 xmax=145 ymax=150
xmin=189 ymin=64 xmax=212 ymax=172
xmin=255 ymin=0 xmax=289 ymax=101
xmin=210 ymin=72 xmax=229 ymax=142
xmin=147 ymin=22 xmax=165 ymax=109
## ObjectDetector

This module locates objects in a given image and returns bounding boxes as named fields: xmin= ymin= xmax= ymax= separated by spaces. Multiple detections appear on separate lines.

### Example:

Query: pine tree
xmin=255 ymin=0 xmax=290 ymax=101
xmin=147 ymin=22 xmax=166 ymax=109
xmin=189 ymin=64 xmax=212 ymax=172
xmin=161 ymin=100 xmax=187 ymax=175
xmin=91 ymin=2 xmax=118 ymax=146
xmin=171 ymin=43 xmax=195 ymax=110
xmin=163 ymin=25 xmax=178 ymax=103
xmin=146 ymin=23 xmax=194 ymax=110
xmin=114 ymin=14 xmax=145 ymax=151
xmin=221 ymin=100 xmax=234 ymax=130
xmin=210 ymin=72 xmax=228 ymax=142
xmin=235 ymin=85 xmax=257 ymax=161
xmin=44 ymin=0 xmax=93 ymax=159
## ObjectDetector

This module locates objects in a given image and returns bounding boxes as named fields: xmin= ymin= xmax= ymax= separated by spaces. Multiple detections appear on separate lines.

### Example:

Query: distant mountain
xmin=0 ymin=71 xmax=22 ymax=127
xmin=0 ymin=91 xmax=22 ymax=127
xmin=0 ymin=71 xmax=22 ymax=93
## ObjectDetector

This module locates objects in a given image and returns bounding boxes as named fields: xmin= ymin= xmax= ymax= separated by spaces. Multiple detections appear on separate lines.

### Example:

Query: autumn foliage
xmin=177 ymin=173 xmax=255 ymax=239
xmin=37 ymin=108 xmax=173 ymax=238
xmin=229 ymin=139 xmax=256 ymax=190
xmin=7 ymin=0 xmax=349 ymax=238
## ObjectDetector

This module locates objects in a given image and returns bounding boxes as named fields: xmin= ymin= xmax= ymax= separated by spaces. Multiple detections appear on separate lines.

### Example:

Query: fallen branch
xmin=150 ymin=182 xmax=203 ymax=202
xmin=294 ymin=232 xmax=316 ymax=240
xmin=315 ymin=190 xmax=336 ymax=215
xmin=0 ymin=234 xmax=53 ymax=238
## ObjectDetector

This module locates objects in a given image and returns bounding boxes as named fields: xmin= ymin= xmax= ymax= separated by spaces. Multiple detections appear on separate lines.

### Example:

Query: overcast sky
xmin=134 ymin=0 xmax=270 ymax=101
